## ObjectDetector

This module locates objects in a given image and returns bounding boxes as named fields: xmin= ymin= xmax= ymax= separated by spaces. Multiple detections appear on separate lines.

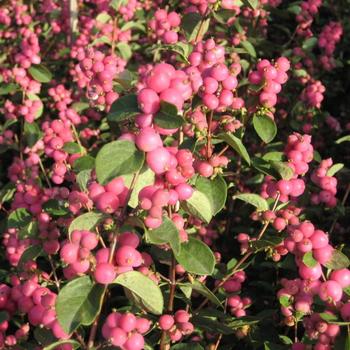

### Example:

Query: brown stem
xmin=194 ymin=9 xmax=210 ymax=44
xmin=206 ymin=110 xmax=213 ymax=160
xmin=160 ymin=248 xmax=177 ymax=349
xmin=87 ymin=172 xmax=139 ymax=348
xmin=217 ymin=145 xmax=229 ymax=158
xmin=48 ymin=255 xmax=60 ymax=291
xmin=39 ymin=158 xmax=52 ymax=189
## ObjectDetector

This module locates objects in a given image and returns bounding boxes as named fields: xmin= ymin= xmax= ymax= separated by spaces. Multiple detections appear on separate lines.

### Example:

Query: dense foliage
xmin=0 ymin=0 xmax=350 ymax=349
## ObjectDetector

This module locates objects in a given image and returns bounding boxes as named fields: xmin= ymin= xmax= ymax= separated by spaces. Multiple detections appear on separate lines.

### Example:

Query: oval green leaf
xmin=154 ymin=101 xmax=185 ymax=129
xmin=234 ymin=193 xmax=269 ymax=211
xmin=113 ymin=271 xmax=164 ymax=315
xmin=146 ymin=216 xmax=181 ymax=255
xmin=56 ymin=276 xmax=105 ymax=334
xmin=95 ymin=140 xmax=144 ymax=185
xmin=174 ymin=238 xmax=215 ymax=275
xmin=218 ymin=133 xmax=251 ymax=165
xmin=107 ymin=94 xmax=139 ymax=123
xmin=28 ymin=64 xmax=53 ymax=83
xmin=253 ymin=114 xmax=277 ymax=143
xmin=68 ymin=211 xmax=106 ymax=235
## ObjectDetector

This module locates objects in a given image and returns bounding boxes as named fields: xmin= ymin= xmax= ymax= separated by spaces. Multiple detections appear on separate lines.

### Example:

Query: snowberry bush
xmin=0 ymin=0 xmax=350 ymax=349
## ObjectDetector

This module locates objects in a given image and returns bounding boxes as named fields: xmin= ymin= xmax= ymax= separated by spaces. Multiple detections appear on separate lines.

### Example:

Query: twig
xmin=195 ymin=193 xmax=281 ymax=312
xmin=38 ymin=158 xmax=52 ymax=189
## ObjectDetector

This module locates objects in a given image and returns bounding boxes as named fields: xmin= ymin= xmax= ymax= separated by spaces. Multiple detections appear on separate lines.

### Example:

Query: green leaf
xmin=279 ymin=295 xmax=292 ymax=307
xmin=262 ymin=152 xmax=284 ymax=161
xmin=124 ymin=167 xmax=155 ymax=208
xmin=96 ymin=12 xmax=111 ymax=23
xmin=302 ymin=37 xmax=318 ymax=50
xmin=107 ymin=94 xmax=139 ymax=123
xmin=242 ymin=0 xmax=258 ymax=9
xmin=324 ymin=250 xmax=350 ymax=270
xmin=251 ymin=236 xmax=284 ymax=252
xmin=0 ymin=183 xmax=16 ymax=204
xmin=71 ymin=101 xmax=90 ymax=113
xmin=24 ymin=122 xmax=42 ymax=147
xmin=182 ymin=176 xmax=227 ymax=223
xmin=27 ymin=93 xmax=43 ymax=118
xmin=116 ymin=42 xmax=132 ymax=60
xmin=18 ymin=221 xmax=38 ymax=239
xmin=113 ymin=271 xmax=164 ymax=315
xmin=146 ymin=217 xmax=181 ymax=255
xmin=7 ymin=208 xmax=32 ymax=229
xmin=34 ymin=328 xmax=57 ymax=346
xmin=43 ymin=340 xmax=81 ymax=350
xmin=181 ymin=280 xmax=223 ymax=308
xmin=234 ymin=193 xmax=269 ymax=211
xmin=42 ymin=199 xmax=69 ymax=216
xmin=270 ymin=161 xmax=294 ymax=180
xmin=302 ymin=251 xmax=318 ymax=268
xmin=174 ymin=238 xmax=215 ymax=275
xmin=182 ymin=13 xmax=210 ymax=42
xmin=327 ymin=163 xmax=344 ymax=177
xmin=68 ymin=212 xmax=106 ymax=235
xmin=76 ymin=169 xmax=92 ymax=192
xmin=191 ymin=315 xmax=234 ymax=334
xmin=319 ymin=312 xmax=338 ymax=322
xmin=28 ymin=64 xmax=53 ymax=83
xmin=335 ymin=135 xmax=350 ymax=144
xmin=62 ymin=142 xmax=83 ymax=154
xmin=18 ymin=245 xmax=43 ymax=268
xmin=195 ymin=175 xmax=227 ymax=215
xmin=73 ymin=155 xmax=95 ymax=172
xmin=182 ymin=190 xmax=212 ymax=223
xmin=110 ymin=0 xmax=128 ymax=10
xmin=218 ymin=133 xmax=251 ymax=165
xmin=154 ymin=101 xmax=185 ymax=129
xmin=240 ymin=40 xmax=256 ymax=57
xmin=56 ymin=276 xmax=105 ymax=334
xmin=115 ymin=70 xmax=137 ymax=89
xmin=0 ymin=83 xmax=18 ymax=95
xmin=95 ymin=140 xmax=144 ymax=185
xmin=278 ymin=335 xmax=293 ymax=345
xmin=253 ymin=114 xmax=277 ymax=143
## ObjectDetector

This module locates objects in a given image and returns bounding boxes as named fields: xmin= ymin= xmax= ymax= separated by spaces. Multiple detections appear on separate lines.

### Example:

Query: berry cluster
xmin=261 ymin=133 xmax=313 ymax=203
xmin=102 ymin=312 xmax=150 ymax=349
xmin=310 ymin=158 xmax=338 ymax=207
xmin=301 ymin=80 xmax=326 ymax=109
xmin=60 ymin=230 xmax=99 ymax=278
xmin=318 ymin=22 xmax=343 ymax=71
xmin=94 ymin=232 xmax=143 ymax=284
xmin=149 ymin=9 xmax=181 ymax=44
xmin=248 ymin=57 xmax=290 ymax=109
xmin=72 ymin=48 xmax=122 ymax=109
xmin=158 ymin=310 xmax=194 ymax=342
xmin=88 ymin=177 xmax=128 ymax=214
xmin=227 ymin=295 xmax=252 ymax=317
xmin=42 ymin=119 xmax=74 ymax=184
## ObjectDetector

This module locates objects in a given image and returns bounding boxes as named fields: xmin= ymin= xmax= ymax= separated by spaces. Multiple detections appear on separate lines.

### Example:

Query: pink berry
xmin=118 ymin=313 xmax=137 ymax=332
xmin=94 ymin=263 xmax=116 ymax=284
xmin=109 ymin=327 xmax=127 ymax=347
xmin=115 ymin=245 xmax=142 ymax=267
xmin=138 ymin=88 xmax=160 ymax=114
xmin=319 ymin=280 xmax=343 ymax=302
xmin=159 ymin=314 xmax=175 ymax=330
